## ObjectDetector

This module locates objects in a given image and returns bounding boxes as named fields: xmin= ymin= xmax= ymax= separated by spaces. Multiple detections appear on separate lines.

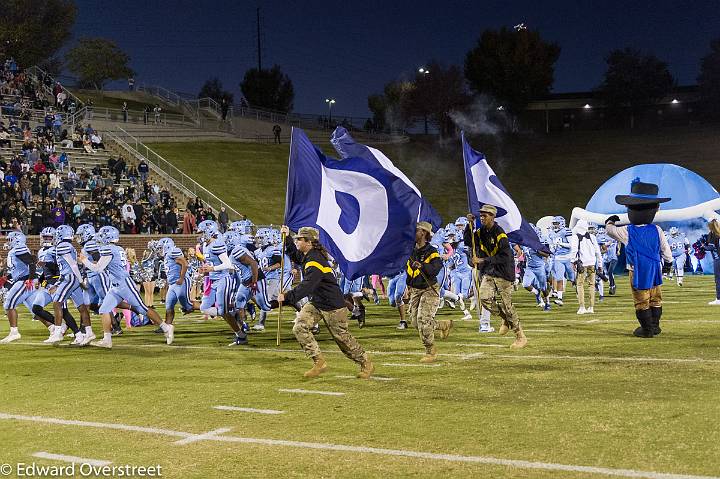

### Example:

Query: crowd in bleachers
xmin=0 ymin=57 xmax=194 ymax=236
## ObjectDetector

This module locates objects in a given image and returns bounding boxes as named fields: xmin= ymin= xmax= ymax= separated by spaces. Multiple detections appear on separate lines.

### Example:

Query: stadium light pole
xmin=325 ymin=98 xmax=336 ymax=127
xmin=418 ymin=67 xmax=430 ymax=134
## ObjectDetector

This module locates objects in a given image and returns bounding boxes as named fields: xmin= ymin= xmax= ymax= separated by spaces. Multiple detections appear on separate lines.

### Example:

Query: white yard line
xmin=456 ymin=343 xmax=506 ymax=348
xmin=381 ymin=363 xmax=442 ymax=368
xmin=174 ymin=427 xmax=233 ymax=445
xmin=495 ymin=354 xmax=720 ymax=364
xmin=333 ymin=375 xmax=396 ymax=382
xmin=212 ymin=406 xmax=285 ymax=415
xmin=1 ymin=413 xmax=716 ymax=479
xmin=278 ymin=389 xmax=345 ymax=396
xmin=460 ymin=352 xmax=485 ymax=360
xmin=32 ymin=452 xmax=111 ymax=467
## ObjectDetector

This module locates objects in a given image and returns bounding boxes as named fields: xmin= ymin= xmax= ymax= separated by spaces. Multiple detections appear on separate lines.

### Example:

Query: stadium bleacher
xmin=0 ymin=58 xmax=201 ymax=237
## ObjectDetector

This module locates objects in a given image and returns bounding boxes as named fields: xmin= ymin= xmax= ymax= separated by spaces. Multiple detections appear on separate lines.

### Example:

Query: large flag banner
xmin=330 ymin=127 xmax=443 ymax=230
xmin=285 ymin=127 xmax=435 ymax=279
xmin=462 ymin=132 xmax=548 ymax=252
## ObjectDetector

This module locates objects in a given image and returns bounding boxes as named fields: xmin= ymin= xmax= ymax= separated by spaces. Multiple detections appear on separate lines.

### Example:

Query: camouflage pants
xmin=293 ymin=302 xmax=366 ymax=363
xmin=576 ymin=265 xmax=596 ymax=309
xmin=479 ymin=275 xmax=520 ymax=331
xmin=408 ymin=284 xmax=441 ymax=352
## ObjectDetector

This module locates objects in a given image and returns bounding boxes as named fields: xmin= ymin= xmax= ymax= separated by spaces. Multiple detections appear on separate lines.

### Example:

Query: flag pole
xmin=469 ymin=220 xmax=483 ymax=311
xmin=276 ymin=231 xmax=286 ymax=346
xmin=276 ymin=127 xmax=296 ymax=346
xmin=461 ymin=132 xmax=483 ymax=315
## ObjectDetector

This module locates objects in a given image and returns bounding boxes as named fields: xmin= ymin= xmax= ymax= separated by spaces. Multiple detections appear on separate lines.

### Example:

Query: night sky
xmin=71 ymin=0 xmax=720 ymax=118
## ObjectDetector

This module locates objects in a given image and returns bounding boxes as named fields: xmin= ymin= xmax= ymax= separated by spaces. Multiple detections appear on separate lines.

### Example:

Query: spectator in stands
xmin=138 ymin=160 xmax=149 ymax=183
xmin=193 ymin=197 xmax=204 ymax=213
xmin=122 ymin=202 xmax=136 ymax=225
xmin=71 ymin=199 xmax=83 ymax=225
xmin=48 ymin=170 xmax=60 ymax=199
xmin=0 ymin=127 xmax=10 ymax=147
xmin=143 ymin=106 xmax=150 ymax=124
xmin=122 ymin=102 xmax=128 ymax=122
xmin=33 ymin=160 xmax=46 ymax=175
xmin=218 ymin=206 xmax=229 ymax=232
xmin=51 ymin=201 xmax=65 ymax=227
xmin=153 ymin=104 xmax=162 ymax=124
xmin=53 ymin=112 xmax=62 ymax=137
xmin=30 ymin=205 xmax=44 ymax=234
xmin=5 ymin=172 xmax=17 ymax=187
xmin=38 ymin=173 xmax=48 ymax=200
xmin=182 ymin=208 xmax=196 ymax=234
xmin=19 ymin=173 xmax=31 ymax=206
xmin=83 ymin=135 xmax=95 ymax=153
xmin=167 ymin=207 xmax=178 ymax=234
xmin=127 ymin=164 xmax=138 ymax=184
xmin=71 ymin=129 xmax=82 ymax=148
xmin=91 ymin=131 xmax=104 ymax=149
xmin=113 ymin=157 xmax=126 ymax=184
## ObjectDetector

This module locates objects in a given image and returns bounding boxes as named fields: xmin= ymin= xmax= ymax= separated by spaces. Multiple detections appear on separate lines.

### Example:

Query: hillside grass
xmin=149 ymin=124 xmax=720 ymax=225
xmin=70 ymin=89 xmax=184 ymax=114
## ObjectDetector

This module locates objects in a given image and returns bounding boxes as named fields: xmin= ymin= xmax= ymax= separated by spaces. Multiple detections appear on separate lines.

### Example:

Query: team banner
xmin=285 ymin=127 xmax=431 ymax=279
xmin=462 ymin=132 xmax=547 ymax=252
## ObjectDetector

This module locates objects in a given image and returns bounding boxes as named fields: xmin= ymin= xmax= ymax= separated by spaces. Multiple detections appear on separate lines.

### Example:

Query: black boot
xmin=633 ymin=309 xmax=654 ymax=338
xmin=650 ymin=306 xmax=662 ymax=335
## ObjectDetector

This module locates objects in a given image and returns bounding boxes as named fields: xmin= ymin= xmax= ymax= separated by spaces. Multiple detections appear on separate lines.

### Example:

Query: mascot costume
xmin=605 ymin=179 xmax=673 ymax=338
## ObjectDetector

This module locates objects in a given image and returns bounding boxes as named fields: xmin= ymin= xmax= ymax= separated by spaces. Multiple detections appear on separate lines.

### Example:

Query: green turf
xmin=1 ymin=275 xmax=719 ymax=478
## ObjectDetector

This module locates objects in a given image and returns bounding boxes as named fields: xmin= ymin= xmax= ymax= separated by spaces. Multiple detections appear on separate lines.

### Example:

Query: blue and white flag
xmin=462 ymin=132 xmax=548 ymax=253
xmin=330 ymin=127 xmax=443 ymax=229
xmin=286 ymin=127 xmax=439 ymax=280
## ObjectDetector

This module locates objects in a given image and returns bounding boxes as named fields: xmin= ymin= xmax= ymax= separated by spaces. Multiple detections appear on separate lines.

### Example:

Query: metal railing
xmin=137 ymin=84 xmax=201 ymax=124
xmin=26 ymin=65 xmax=84 ymax=107
xmin=107 ymin=126 xmax=241 ymax=219
xmin=69 ymin=105 xmax=196 ymax=128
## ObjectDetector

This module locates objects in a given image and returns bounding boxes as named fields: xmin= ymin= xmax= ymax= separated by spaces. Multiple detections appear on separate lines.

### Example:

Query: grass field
xmin=1 ymin=275 xmax=719 ymax=479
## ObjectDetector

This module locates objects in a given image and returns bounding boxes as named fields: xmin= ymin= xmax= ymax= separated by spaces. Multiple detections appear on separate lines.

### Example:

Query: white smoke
xmin=449 ymin=94 xmax=509 ymax=136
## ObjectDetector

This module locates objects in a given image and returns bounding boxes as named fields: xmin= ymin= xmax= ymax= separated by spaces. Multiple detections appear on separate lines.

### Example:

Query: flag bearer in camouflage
xmin=464 ymin=205 xmax=527 ymax=349
xmin=406 ymin=221 xmax=453 ymax=363
xmin=278 ymin=225 xmax=374 ymax=379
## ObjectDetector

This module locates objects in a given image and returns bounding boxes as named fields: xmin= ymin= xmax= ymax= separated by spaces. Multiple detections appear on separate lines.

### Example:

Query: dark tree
xmin=367 ymin=80 xmax=414 ymax=132
xmin=65 ymin=38 xmax=133 ymax=90
xmin=198 ymin=77 xmax=234 ymax=103
xmin=403 ymin=61 xmax=470 ymax=137
xmin=597 ymin=48 xmax=674 ymax=128
xmin=465 ymin=26 xmax=560 ymax=123
xmin=367 ymin=93 xmax=387 ymax=131
xmin=698 ymin=38 xmax=720 ymax=121
xmin=0 ymin=0 xmax=77 ymax=67
xmin=240 ymin=65 xmax=294 ymax=113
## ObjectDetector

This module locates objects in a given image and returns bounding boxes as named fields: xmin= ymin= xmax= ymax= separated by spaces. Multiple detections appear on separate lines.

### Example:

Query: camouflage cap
xmin=296 ymin=226 xmax=319 ymax=241
xmin=478 ymin=204 xmax=497 ymax=216
xmin=416 ymin=221 xmax=433 ymax=234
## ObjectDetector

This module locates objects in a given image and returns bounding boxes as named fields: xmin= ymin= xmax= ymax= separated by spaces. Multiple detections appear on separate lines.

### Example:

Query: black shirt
xmin=405 ymin=242 xmax=443 ymax=289
xmin=464 ymin=222 xmax=515 ymax=282
xmin=283 ymin=240 xmax=346 ymax=311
